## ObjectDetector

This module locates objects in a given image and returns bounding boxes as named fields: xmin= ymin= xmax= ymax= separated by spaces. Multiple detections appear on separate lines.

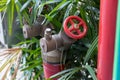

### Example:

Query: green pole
xmin=113 ymin=0 xmax=120 ymax=80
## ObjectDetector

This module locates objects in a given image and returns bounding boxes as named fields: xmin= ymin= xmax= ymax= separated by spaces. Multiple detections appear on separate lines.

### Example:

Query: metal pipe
xmin=97 ymin=0 xmax=117 ymax=80
xmin=43 ymin=62 xmax=64 ymax=80
xmin=113 ymin=0 xmax=120 ymax=79
xmin=42 ymin=50 xmax=64 ymax=80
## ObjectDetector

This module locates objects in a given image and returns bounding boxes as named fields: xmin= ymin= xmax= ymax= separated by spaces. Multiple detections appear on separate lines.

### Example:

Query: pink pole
xmin=97 ymin=0 xmax=117 ymax=80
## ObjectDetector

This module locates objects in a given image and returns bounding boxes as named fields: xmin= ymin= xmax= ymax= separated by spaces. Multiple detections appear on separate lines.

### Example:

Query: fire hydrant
xmin=40 ymin=16 xmax=87 ymax=80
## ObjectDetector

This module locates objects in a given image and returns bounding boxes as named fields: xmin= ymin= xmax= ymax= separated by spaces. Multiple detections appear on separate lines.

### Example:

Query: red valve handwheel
xmin=63 ymin=16 xmax=87 ymax=39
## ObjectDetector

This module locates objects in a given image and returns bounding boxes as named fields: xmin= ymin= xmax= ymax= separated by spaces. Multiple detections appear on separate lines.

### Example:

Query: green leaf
xmin=50 ymin=68 xmax=74 ymax=79
xmin=15 ymin=0 xmax=23 ymax=27
xmin=45 ymin=14 xmax=62 ymax=31
xmin=16 ymin=0 xmax=32 ymax=25
xmin=58 ymin=72 xmax=72 ymax=80
xmin=84 ymin=36 xmax=98 ymax=63
xmin=6 ymin=0 xmax=15 ymax=35
xmin=63 ymin=3 xmax=73 ymax=20
xmin=64 ymin=67 xmax=81 ymax=80
xmin=33 ymin=70 xmax=43 ymax=79
xmin=48 ymin=0 xmax=71 ymax=16
xmin=25 ymin=59 xmax=41 ymax=65
xmin=22 ymin=63 xmax=40 ymax=71
xmin=37 ymin=0 xmax=62 ymax=16
xmin=37 ymin=4 xmax=44 ymax=15
xmin=0 ymin=0 xmax=7 ymax=12
xmin=44 ymin=0 xmax=62 ymax=4
xmin=6 ymin=0 xmax=11 ymax=4
xmin=50 ymin=67 xmax=81 ymax=79
xmin=79 ymin=7 xmax=86 ymax=22
xmin=22 ymin=11 xmax=32 ymax=25
xmin=0 ymin=6 xmax=6 ymax=12
xmin=84 ymin=65 xmax=97 ymax=80
xmin=20 ymin=0 xmax=32 ymax=12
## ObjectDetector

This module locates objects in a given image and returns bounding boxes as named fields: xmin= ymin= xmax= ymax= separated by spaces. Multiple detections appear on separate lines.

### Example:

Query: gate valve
xmin=23 ymin=24 xmax=41 ymax=38
xmin=22 ymin=16 xmax=54 ymax=39
xmin=63 ymin=16 xmax=87 ymax=39
xmin=23 ymin=23 xmax=54 ymax=38
xmin=40 ymin=16 xmax=88 ymax=80
xmin=40 ymin=16 xmax=88 ymax=53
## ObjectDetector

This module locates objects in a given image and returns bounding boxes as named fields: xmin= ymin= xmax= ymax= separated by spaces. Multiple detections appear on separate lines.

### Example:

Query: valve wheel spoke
xmin=69 ymin=26 xmax=74 ymax=32
xmin=76 ymin=29 xmax=81 ymax=35
xmin=77 ymin=22 xmax=83 ymax=27
xmin=69 ymin=19 xmax=74 ymax=25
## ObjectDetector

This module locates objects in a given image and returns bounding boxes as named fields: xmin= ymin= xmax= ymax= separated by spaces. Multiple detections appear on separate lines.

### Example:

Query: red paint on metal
xmin=43 ymin=62 xmax=64 ymax=80
xmin=97 ymin=0 xmax=117 ymax=80
xmin=63 ymin=16 xmax=87 ymax=39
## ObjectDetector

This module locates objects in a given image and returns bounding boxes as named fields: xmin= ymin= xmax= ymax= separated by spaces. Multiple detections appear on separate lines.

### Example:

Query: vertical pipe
xmin=43 ymin=62 xmax=64 ymax=80
xmin=42 ymin=50 xmax=64 ymax=80
xmin=97 ymin=0 xmax=117 ymax=80
xmin=113 ymin=0 xmax=120 ymax=79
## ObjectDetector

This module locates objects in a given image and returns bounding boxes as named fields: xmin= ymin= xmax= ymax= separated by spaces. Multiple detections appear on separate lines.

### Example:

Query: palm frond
xmin=0 ymin=48 xmax=22 ymax=79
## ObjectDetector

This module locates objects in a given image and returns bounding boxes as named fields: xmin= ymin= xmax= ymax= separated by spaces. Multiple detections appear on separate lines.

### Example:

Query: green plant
xmin=0 ymin=0 xmax=99 ymax=79
xmin=16 ymin=38 xmax=43 ymax=80
xmin=43 ymin=0 xmax=99 ymax=79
